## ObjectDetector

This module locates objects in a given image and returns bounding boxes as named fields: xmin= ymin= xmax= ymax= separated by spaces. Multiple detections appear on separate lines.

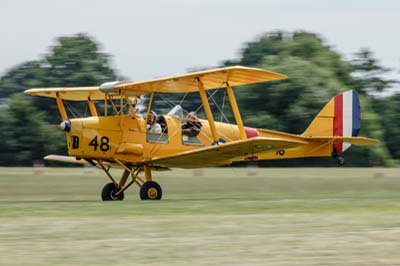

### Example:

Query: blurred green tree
xmin=351 ymin=48 xmax=398 ymax=95
xmin=0 ymin=94 xmax=64 ymax=166
xmin=0 ymin=61 xmax=45 ymax=98
xmin=0 ymin=33 xmax=120 ymax=165
xmin=376 ymin=94 xmax=400 ymax=160
xmin=0 ymin=33 xmax=119 ymax=123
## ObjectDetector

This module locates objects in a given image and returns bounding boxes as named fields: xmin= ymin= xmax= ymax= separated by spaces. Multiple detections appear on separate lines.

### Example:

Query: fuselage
xmin=66 ymin=113 xmax=332 ymax=165
xmin=67 ymin=114 xmax=242 ymax=162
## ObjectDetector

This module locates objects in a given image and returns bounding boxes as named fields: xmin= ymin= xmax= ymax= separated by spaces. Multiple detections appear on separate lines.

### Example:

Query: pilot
xmin=147 ymin=111 xmax=162 ymax=133
xmin=182 ymin=111 xmax=202 ymax=137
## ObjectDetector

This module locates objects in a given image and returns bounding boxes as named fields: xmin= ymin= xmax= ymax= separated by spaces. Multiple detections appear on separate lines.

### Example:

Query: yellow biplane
xmin=25 ymin=66 xmax=378 ymax=200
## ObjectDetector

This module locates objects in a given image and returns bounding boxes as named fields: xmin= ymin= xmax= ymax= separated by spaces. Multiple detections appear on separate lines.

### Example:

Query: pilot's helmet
xmin=148 ymin=111 xmax=157 ymax=124
xmin=187 ymin=111 xmax=198 ymax=121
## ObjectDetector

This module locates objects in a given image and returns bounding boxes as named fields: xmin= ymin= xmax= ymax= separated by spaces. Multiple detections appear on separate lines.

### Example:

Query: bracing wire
xmin=221 ymin=90 xmax=226 ymax=122
xmin=64 ymin=102 xmax=80 ymax=118
xmin=194 ymin=89 xmax=219 ymax=113
xmin=158 ymin=94 xmax=179 ymax=109
xmin=83 ymin=102 xmax=88 ymax=117
xmin=209 ymin=92 xmax=230 ymax=124
xmin=179 ymin=91 xmax=189 ymax=106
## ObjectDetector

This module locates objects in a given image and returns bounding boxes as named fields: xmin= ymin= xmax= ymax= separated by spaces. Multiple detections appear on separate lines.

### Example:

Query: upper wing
xmin=24 ymin=86 xmax=105 ymax=101
xmin=116 ymin=66 xmax=287 ymax=94
xmin=24 ymin=66 xmax=287 ymax=101
xmin=147 ymin=137 xmax=306 ymax=168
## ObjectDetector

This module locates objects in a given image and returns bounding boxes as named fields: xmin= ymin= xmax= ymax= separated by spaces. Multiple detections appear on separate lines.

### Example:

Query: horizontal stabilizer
xmin=148 ymin=137 xmax=306 ymax=168
xmin=306 ymin=136 xmax=379 ymax=146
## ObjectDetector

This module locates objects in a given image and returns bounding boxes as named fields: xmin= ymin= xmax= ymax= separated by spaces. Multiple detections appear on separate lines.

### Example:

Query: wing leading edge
xmin=116 ymin=66 xmax=287 ymax=94
xmin=24 ymin=86 xmax=104 ymax=101
xmin=24 ymin=66 xmax=287 ymax=101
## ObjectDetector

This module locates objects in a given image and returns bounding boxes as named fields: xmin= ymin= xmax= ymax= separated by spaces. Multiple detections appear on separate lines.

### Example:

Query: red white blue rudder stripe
xmin=333 ymin=90 xmax=360 ymax=152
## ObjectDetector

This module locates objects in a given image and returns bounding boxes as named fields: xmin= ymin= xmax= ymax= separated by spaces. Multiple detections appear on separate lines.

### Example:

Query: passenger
xmin=182 ymin=111 xmax=202 ymax=137
xmin=146 ymin=111 xmax=162 ymax=133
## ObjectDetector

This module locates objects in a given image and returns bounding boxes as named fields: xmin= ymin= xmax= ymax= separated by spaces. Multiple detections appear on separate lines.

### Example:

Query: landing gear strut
xmin=332 ymin=150 xmax=345 ymax=166
xmin=97 ymin=160 xmax=162 ymax=201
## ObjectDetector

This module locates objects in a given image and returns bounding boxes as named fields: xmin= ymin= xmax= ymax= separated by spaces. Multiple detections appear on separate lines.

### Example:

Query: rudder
xmin=303 ymin=90 xmax=361 ymax=152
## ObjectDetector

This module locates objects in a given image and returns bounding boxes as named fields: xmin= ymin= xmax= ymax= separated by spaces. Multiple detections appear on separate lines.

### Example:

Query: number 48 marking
xmin=89 ymin=136 xmax=110 ymax=152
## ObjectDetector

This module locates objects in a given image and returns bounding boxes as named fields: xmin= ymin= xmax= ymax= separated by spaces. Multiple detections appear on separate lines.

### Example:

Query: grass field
xmin=1 ymin=167 xmax=400 ymax=265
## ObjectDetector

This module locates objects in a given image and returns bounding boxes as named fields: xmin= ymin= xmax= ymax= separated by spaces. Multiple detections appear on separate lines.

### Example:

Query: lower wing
xmin=147 ymin=137 xmax=307 ymax=168
xmin=44 ymin=155 xmax=90 ymax=165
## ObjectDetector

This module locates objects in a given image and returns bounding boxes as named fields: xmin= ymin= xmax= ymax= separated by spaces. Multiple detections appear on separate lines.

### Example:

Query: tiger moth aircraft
xmin=25 ymin=66 xmax=379 ymax=201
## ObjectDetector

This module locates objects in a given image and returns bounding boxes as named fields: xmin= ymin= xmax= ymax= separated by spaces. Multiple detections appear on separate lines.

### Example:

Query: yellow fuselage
xmin=66 ymin=114 xmax=332 ymax=165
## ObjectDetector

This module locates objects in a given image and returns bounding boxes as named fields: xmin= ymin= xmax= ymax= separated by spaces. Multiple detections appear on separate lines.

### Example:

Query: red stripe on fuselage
xmin=244 ymin=127 xmax=258 ymax=138
xmin=334 ymin=94 xmax=343 ymax=152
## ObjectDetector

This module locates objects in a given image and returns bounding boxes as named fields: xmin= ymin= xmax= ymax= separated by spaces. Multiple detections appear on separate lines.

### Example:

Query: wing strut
xmin=197 ymin=78 xmax=219 ymax=144
xmin=56 ymin=92 xmax=68 ymax=121
xmin=87 ymin=97 xmax=98 ymax=116
xmin=145 ymin=92 xmax=154 ymax=125
xmin=226 ymin=82 xmax=246 ymax=140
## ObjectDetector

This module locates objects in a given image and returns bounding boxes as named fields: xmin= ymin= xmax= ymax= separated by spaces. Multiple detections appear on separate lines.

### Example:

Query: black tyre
xmin=140 ymin=181 xmax=162 ymax=200
xmin=101 ymin=182 xmax=124 ymax=201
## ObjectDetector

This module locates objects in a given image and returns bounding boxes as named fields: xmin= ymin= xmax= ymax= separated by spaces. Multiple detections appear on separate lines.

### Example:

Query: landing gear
xmin=97 ymin=160 xmax=162 ymax=201
xmin=337 ymin=156 xmax=345 ymax=166
xmin=101 ymin=182 xmax=125 ymax=201
xmin=332 ymin=150 xmax=345 ymax=166
xmin=140 ymin=181 xmax=162 ymax=200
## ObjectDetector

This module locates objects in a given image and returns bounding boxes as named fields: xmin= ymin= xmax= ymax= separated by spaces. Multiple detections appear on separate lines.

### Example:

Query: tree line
xmin=0 ymin=31 xmax=398 ymax=166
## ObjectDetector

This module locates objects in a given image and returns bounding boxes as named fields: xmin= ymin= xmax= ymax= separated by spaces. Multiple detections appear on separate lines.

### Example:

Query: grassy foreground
xmin=0 ymin=167 xmax=400 ymax=265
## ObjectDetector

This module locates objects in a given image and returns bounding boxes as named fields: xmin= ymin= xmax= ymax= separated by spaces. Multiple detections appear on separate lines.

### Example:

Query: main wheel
xmin=101 ymin=182 xmax=125 ymax=201
xmin=140 ymin=181 xmax=162 ymax=200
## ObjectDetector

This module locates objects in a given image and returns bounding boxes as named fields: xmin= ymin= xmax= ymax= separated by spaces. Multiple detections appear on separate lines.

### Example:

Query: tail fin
xmin=303 ymin=90 xmax=361 ymax=152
